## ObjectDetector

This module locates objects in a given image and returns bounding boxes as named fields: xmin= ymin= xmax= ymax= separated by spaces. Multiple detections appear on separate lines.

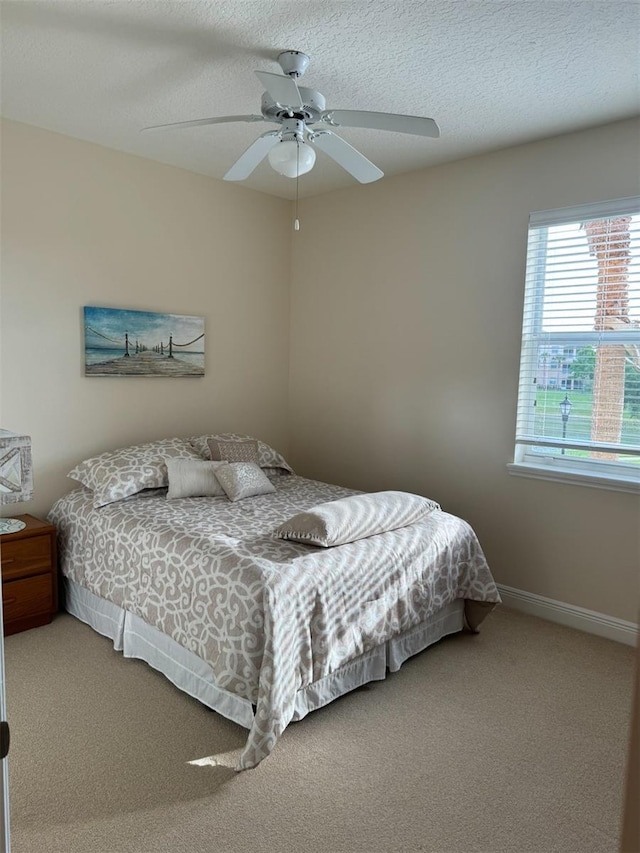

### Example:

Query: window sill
xmin=507 ymin=462 xmax=640 ymax=495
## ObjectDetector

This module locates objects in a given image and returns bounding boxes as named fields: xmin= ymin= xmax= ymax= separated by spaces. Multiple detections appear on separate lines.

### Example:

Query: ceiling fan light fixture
xmin=268 ymin=139 xmax=316 ymax=178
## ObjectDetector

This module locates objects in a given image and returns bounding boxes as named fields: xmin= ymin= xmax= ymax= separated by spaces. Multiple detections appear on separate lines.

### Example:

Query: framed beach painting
xmin=84 ymin=307 xmax=205 ymax=376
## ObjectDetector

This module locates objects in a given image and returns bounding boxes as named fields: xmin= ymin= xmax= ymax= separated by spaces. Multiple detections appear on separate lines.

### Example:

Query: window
xmin=511 ymin=197 xmax=640 ymax=492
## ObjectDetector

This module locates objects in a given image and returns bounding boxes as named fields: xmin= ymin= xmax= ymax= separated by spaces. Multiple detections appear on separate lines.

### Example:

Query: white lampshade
xmin=268 ymin=140 xmax=316 ymax=178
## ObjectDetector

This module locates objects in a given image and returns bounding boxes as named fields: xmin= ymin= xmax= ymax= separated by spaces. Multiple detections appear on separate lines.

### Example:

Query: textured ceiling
xmin=1 ymin=0 xmax=639 ymax=199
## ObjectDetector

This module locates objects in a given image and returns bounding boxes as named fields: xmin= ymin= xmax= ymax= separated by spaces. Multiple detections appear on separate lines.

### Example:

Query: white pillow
xmin=215 ymin=462 xmax=276 ymax=502
xmin=166 ymin=459 xmax=229 ymax=499
xmin=275 ymin=491 xmax=440 ymax=547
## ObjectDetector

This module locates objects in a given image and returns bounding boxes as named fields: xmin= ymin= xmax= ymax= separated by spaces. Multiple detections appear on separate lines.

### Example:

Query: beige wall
xmin=0 ymin=119 xmax=292 ymax=517
xmin=289 ymin=118 xmax=640 ymax=623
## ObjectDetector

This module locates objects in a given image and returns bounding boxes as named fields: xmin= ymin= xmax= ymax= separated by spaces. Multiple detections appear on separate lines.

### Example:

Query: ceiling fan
xmin=142 ymin=50 xmax=440 ymax=184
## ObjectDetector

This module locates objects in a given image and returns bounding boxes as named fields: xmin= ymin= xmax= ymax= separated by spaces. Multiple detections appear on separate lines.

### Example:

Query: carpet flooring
xmin=4 ymin=607 xmax=635 ymax=853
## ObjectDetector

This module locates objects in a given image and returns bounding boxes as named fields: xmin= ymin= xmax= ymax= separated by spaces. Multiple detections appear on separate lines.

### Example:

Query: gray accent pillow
xmin=207 ymin=438 xmax=259 ymax=464
xmin=68 ymin=438 xmax=202 ymax=508
xmin=215 ymin=462 xmax=276 ymax=502
xmin=166 ymin=459 xmax=229 ymax=499
xmin=189 ymin=433 xmax=294 ymax=474
xmin=275 ymin=491 xmax=440 ymax=547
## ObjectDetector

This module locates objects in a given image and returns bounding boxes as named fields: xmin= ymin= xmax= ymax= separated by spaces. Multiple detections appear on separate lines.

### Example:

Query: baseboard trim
xmin=497 ymin=584 xmax=639 ymax=647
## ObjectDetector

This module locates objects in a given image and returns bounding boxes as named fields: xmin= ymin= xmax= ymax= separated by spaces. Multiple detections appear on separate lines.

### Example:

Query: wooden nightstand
xmin=0 ymin=514 xmax=57 ymax=635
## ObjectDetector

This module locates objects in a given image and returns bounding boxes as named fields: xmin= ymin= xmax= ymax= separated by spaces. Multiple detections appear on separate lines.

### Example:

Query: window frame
xmin=510 ymin=196 xmax=640 ymax=494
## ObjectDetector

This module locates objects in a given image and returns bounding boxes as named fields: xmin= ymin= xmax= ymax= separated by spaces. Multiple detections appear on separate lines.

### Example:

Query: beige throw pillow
xmin=166 ymin=458 xmax=229 ymax=499
xmin=275 ymin=491 xmax=440 ymax=547
xmin=215 ymin=462 xmax=276 ymax=502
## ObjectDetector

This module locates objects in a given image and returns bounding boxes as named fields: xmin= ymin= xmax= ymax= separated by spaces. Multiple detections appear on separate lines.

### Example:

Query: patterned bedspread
xmin=49 ymin=475 xmax=500 ymax=769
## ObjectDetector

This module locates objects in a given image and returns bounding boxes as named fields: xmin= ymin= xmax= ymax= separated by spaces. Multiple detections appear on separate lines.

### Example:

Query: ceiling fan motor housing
xmin=261 ymin=87 xmax=326 ymax=125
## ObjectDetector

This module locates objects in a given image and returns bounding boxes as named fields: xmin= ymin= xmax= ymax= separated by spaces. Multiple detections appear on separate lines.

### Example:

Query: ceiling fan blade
xmin=142 ymin=115 xmax=266 ymax=133
xmin=321 ymin=110 xmax=440 ymax=138
xmin=255 ymin=70 xmax=303 ymax=110
xmin=223 ymin=131 xmax=280 ymax=181
xmin=308 ymin=130 xmax=384 ymax=184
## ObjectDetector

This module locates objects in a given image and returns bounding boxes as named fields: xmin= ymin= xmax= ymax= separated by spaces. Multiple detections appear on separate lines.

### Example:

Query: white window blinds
xmin=514 ymin=197 xmax=640 ymax=487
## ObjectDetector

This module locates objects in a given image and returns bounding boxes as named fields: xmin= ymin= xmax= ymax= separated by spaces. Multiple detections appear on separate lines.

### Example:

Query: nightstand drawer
xmin=1 ymin=534 xmax=52 ymax=581
xmin=3 ymin=574 xmax=53 ymax=625
xmin=1 ymin=515 xmax=57 ymax=635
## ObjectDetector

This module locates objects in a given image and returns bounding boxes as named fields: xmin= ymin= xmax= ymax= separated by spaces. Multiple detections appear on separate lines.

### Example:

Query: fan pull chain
xmin=294 ymin=139 xmax=300 ymax=231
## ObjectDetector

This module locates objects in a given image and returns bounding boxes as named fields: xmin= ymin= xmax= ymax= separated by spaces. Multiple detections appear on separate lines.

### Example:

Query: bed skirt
xmin=64 ymin=578 xmax=466 ymax=732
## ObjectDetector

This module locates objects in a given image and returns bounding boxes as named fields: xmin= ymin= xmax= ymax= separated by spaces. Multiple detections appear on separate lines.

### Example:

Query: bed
xmin=48 ymin=434 xmax=501 ymax=770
